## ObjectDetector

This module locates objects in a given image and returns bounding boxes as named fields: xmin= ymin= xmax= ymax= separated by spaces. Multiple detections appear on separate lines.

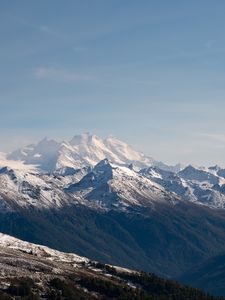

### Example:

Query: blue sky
xmin=1 ymin=1 xmax=225 ymax=166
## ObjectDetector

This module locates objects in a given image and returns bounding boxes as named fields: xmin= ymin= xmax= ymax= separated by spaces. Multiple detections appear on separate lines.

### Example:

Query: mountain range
xmin=2 ymin=133 xmax=225 ymax=210
xmin=1 ymin=133 xmax=225 ymax=296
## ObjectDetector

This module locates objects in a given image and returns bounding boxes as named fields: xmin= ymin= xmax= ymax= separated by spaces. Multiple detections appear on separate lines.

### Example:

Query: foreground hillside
xmin=0 ymin=233 xmax=223 ymax=300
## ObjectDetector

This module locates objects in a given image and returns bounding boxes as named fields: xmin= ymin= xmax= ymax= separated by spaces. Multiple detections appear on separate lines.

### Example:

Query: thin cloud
xmin=197 ymin=133 xmax=225 ymax=143
xmin=38 ymin=25 xmax=62 ymax=38
xmin=34 ymin=67 xmax=94 ymax=83
xmin=8 ymin=14 xmax=66 ymax=39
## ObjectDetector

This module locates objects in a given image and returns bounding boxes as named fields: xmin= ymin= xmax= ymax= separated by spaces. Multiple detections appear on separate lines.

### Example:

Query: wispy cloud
xmin=8 ymin=14 xmax=66 ymax=39
xmin=34 ymin=67 xmax=93 ymax=83
xmin=197 ymin=133 xmax=225 ymax=143
xmin=37 ymin=25 xmax=63 ymax=38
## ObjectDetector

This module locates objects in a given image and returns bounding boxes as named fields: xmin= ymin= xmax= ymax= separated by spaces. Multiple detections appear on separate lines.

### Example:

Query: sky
xmin=1 ymin=1 xmax=225 ymax=166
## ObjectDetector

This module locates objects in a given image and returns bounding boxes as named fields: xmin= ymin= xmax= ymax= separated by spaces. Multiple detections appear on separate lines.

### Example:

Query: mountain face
xmin=66 ymin=159 xmax=180 ymax=209
xmin=0 ymin=165 xmax=73 ymax=210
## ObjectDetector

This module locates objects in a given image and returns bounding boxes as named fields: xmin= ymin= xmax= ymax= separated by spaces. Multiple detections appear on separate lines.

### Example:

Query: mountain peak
xmin=92 ymin=159 xmax=114 ymax=178
xmin=105 ymin=135 xmax=126 ymax=144
xmin=209 ymin=165 xmax=221 ymax=172
xmin=70 ymin=132 xmax=101 ymax=145
xmin=35 ymin=137 xmax=60 ymax=151
xmin=94 ymin=158 xmax=111 ymax=168
xmin=37 ymin=137 xmax=58 ymax=144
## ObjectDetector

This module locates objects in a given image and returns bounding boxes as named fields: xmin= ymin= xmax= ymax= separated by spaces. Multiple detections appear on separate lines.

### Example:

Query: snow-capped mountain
xmin=7 ymin=138 xmax=61 ymax=172
xmin=178 ymin=165 xmax=220 ymax=185
xmin=0 ymin=152 xmax=92 ymax=211
xmin=7 ymin=133 xmax=180 ymax=172
xmin=67 ymin=158 xmax=180 ymax=209
xmin=0 ymin=165 xmax=74 ymax=210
